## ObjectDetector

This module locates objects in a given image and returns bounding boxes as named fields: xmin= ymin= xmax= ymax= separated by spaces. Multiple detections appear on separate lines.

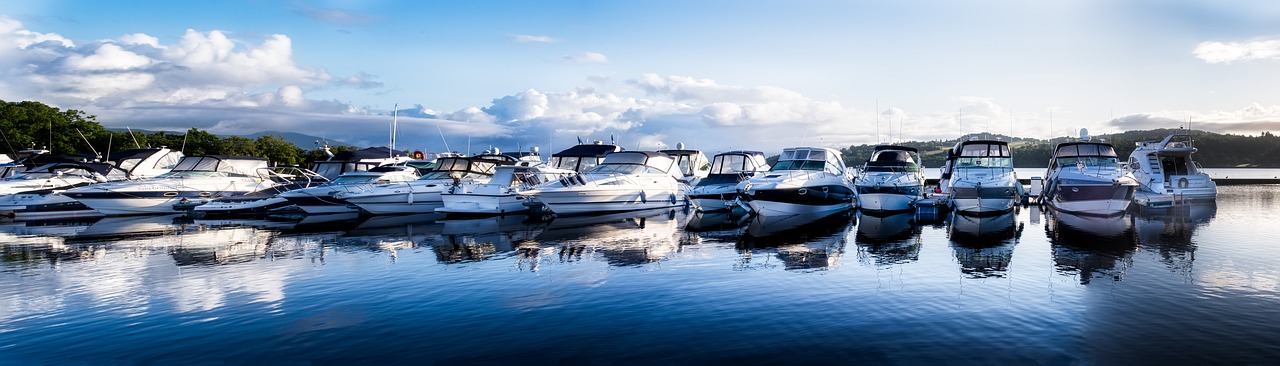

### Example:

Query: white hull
xmin=1048 ymin=198 xmax=1132 ymax=216
xmin=856 ymin=193 xmax=917 ymax=212
xmin=537 ymin=188 xmax=682 ymax=215
xmin=1132 ymin=188 xmax=1217 ymax=208
xmin=690 ymin=197 xmax=737 ymax=212
xmin=748 ymin=199 xmax=852 ymax=217
xmin=952 ymin=197 xmax=1017 ymax=215
xmin=436 ymin=193 xmax=530 ymax=215
xmin=339 ymin=180 xmax=459 ymax=215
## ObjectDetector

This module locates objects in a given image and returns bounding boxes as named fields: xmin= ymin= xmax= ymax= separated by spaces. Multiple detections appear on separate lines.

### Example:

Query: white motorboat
xmin=279 ymin=165 xmax=420 ymax=214
xmin=854 ymin=145 xmax=925 ymax=212
xmin=0 ymin=148 xmax=184 ymax=219
xmin=62 ymin=155 xmax=279 ymax=216
xmin=436 ymin=163 xmax=576 ymax=216
xmin=737 ymin=146 xmax=855 ymax=217
xmin=529 ymin=151 xmax=685 ymax=215
xmin=1041 ymin=132 xmax=1138 ymax=216
xmin=308 ymin=146 xmax=415 ymax=180
xmin=0 ymin=162 xmax=115 ymax=196
xmin=1127 ymin=134 xmax=1217 ymax=207
xmin=939 ymin=140 xmax=1022 ymax=215
xmin=337 ymin=154 xmax=521 ymax=215
xmin=686 ymin=150 xmax=769 ymax=212
xmin=659 ymin=143 xmax=711 ymax=186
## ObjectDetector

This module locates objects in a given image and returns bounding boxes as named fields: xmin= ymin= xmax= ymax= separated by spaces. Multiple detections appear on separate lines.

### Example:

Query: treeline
xmin=1 ymin=100 xmax=346 ymax=166
xmin=838 ymin=130 xmax=1280 ymax=168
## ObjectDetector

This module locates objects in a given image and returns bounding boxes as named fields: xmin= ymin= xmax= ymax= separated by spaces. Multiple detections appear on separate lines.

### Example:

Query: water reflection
xmin=948 ymin=210 xmax=1021 ymax=278
xmin=537 ymin=208 xmax=682 ymax=267
xmin=854 ymin=211 xmax=921 ymax=266
xmin=1132 ymin=203 xmax=1217 ymax=277
xmin=1047 ymin=210 xmax=1137 ymax=284
xmin=737 ymin=210 xmax=853 ymax=271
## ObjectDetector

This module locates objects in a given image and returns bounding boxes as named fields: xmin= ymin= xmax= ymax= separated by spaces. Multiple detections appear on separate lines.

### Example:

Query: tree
xmin=255 ymin=134 xmax=305 ymax=166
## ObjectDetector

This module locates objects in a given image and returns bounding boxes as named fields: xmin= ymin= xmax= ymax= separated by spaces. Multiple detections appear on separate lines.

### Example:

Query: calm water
xmin=2 ymin=186 xmax=1279 ymax=364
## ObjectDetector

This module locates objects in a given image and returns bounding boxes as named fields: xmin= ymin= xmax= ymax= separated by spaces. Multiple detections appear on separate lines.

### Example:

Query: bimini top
xmin=553 ymin=143 xmax=623 ymax=157
xmin=585 ymin=151 xmax=679 ymax=178
xmin=8 ymin=162 xmax=119 ymax=179
xmin=169 ymin=155 xmax=269 ymax=177
xmin=1054 ymin=142 xmax=1118 ymax=158
xmin=864 ymin=145 xmax=920 ymax=172
xmin=953 ymin=140 xmax=1012 ymax=157
xmin=419 ymin=154 xmax=518 ymax=179
xmin=708 ymin=150 xmax=768 ymax=175
xmin=770 ymin=147 xmax=846 ymax=175
xmin=1134 ymin=134 xmax=1197 ymax=154
xmin=329 ymin=147 xmax=408 ymax=162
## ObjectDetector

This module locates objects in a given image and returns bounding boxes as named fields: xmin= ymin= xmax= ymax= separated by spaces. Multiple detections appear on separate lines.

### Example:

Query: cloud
xmin=333 ymin=72 xmax=384 ymax=89
xmin=563 ymin=51 xmax=608 ymax=64
xmin=1108 ymin=103 xmax=1280 ymax=134
xmin=510 ymin=34 xmax=560 ymax=43
xmin=1194 ymin=39 xmax=1280 ymax=63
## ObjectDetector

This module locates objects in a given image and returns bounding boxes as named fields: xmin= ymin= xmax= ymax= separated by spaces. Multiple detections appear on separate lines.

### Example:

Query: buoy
xmin=1178 ymin=177 xmax=1189 ymax=188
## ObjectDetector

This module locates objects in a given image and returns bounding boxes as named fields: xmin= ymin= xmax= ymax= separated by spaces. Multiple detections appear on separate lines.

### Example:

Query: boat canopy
xmin=1054 ymin=142 xmax=1118 ymax=158
xmin=313 ymin=147 xmax=409 ymax=179
xmin=551 ymin=143 xmax=623 ymax=172
xmin=419 ymin=155 xmax=517 ymax=179
xmin=952 ymin=140 xmax=1012 ymax=169
xmin=708 ymin=150 xmax=768 ymax=175
xmin=586 ymin=151 xmax=679 ymax=177
xmin=170 ymin=156 xmax=269 ymax=177
xmin=864 ymin=146 xmax=920 ymax=172
xmin=110 ymin=148 xmax=183 ymax=173
xmin=770 ymin=147 xmax=846 ymax=175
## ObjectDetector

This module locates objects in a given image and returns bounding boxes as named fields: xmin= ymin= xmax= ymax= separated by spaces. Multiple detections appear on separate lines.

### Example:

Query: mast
xmin=390 ymin=103 xmax=398 ymax=158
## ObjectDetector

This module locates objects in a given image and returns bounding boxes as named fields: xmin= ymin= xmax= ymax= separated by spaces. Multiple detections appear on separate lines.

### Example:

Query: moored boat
xmin=854 ymin=145 xmax=924 ymax=212
xmin=686 ymin=150 xmax=769 ymax=212
xmin=938 ymin=140 xmax=1022 ymax=215
xmin=336 ymin=154 xmax=521 ymax=215
xmin=63 ymin=155 xmax=279 ymax=216
xmin=529 ymin=151 xmax=684 ymax=215
xmin=1041 ymin=131 xmax=1137 ymax=216
xmin=1127 ymin=134 xmax=1217 ymax=208
xmin=737 ymin=146 xmax=855 ymax=217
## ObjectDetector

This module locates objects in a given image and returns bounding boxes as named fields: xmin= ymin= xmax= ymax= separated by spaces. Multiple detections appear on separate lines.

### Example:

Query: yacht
xmin=659 ymin=143 xmax=711 ymax=186
xmin=686 ymin=150 xmax=769 ymax=212
xmin=186 ymin=167 xmax=331 ymax=218
xmin=62 ymin=155 xmax=278 ymax=215
xmin=938 ymin=140 xmax=1022 ymax=215
xmin=309 ymin=146 xmax=415 ymax=180
xmin=279 ymin=165 xmax=420 ymax=214
xmin=737 ymin=146 xmax=855 ymax=217
xmin=1127 ymin=134 xmax=1217 ymax=207
xmin=854 ymin=145 xmax=925 ymax=212
xmin=336 ymin=154 xmax=520 ymax=215
xmin=0 ymin=162 xmax=116 ymax=196
xmin=528 ymin=151 xmax=684 ymax=215
xmin=0 ymin=148 xmax=184 ymax=219
xmin=436 ymin=163 xmax=576 ymax=216
xmin=1041 ymin=131 xmax=1138 ymax=216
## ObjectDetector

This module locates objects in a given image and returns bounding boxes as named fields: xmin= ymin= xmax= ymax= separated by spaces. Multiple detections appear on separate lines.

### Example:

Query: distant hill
xmin=105 ymin=128 xmax=354 ymax=150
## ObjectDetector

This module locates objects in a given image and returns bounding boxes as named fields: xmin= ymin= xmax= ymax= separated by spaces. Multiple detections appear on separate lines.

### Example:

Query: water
xmin=2 ymin=186 xmax=1279 ymax=364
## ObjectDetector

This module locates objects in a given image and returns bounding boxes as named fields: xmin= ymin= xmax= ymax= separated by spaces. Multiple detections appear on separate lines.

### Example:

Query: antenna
xmin=74 ymin=129 xmax=100 ymax=161
xmin=126 ymin=126 xmax=141 ymax=148
xmin=48 ymin=118 xmax=52 ymax=153
xmin=1049 ymin=108 xmax=1054 ymax=142
xmin=105 ymin=134 xmax=112 ymax=162
xmin=875 ymin=99 xmax=880 ymax=144
xmin=181 ymin=132 xmax=188 ymax=153
xmin=390 ymin=103 xmax=399 ymax=158
xmin=435 ymin=124 xmax=451 ymax=152
xmin=0 ymin=128 xmax=17 ymax=159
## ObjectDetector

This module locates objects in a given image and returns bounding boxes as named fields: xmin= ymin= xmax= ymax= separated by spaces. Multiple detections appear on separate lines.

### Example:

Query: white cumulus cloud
xmin=563 ymin=51 xmax=608 ymax=64
xmin=511 ymin=34 xmax=560 ymax=43
xmin=1194 ymin=39 xmax=1280 ymax=63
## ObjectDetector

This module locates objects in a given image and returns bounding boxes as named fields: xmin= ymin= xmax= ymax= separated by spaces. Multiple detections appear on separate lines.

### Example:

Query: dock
xmin=923 ymin=177 xmax=1280 ymax=186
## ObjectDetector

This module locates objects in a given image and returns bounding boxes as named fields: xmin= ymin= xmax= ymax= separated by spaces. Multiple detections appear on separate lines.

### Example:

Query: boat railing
xmin=257 ymin=166 xmax=331 ymax=187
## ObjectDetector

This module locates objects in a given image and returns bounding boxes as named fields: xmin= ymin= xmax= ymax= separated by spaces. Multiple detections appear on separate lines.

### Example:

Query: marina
xmin=1 ymin=184 xmax=1278 ymax=363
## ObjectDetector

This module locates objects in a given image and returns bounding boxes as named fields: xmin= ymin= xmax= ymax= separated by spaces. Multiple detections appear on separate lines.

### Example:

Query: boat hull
xmin=536 ymin=188 xmax=682 ymax=215
xmin=950 ymin=186 xmax=1019 ymax=215
xmin=436 ymin=193 xmax=530 ymax=215
xmin=1047 ymin=183 xmax=1135 ymax=216
xmin=744 ymin=186 xmax=854 ymax=217
xmin=687 ymin=184 xmax=740 ymax=212
xmin=855 ymin=191 xmax=919 ymax=212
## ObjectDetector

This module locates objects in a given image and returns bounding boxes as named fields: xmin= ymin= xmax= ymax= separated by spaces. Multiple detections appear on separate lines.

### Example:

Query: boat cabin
xmin=863 ymin=146 xmax=921 ymax=173
xmin=164 ymin=156 xmax=270 ymax=178
xmin=658 ymin=145 xmax=711 ymax=179
xmin=311 ymin=147 xmax=411 ymax=180
xmin=418 ymin=155 xmax=518 ymax=180
xmin=586 ymin=151 xmax=680 ymax=178
xmin=769 ymin=147 xmax=847 ymax=176
xmin=951 ymin=140 xmax=1012 ymax=169
xmin=1129 ymin=134 xmax=1203 ymax=177
xmin=549 ymin=143 xmax=623 ymax=172
xmin=708 ymin=151 xmax=769 ymax=175
xmin=1052 ymin=142 xmax=1120 ymax=169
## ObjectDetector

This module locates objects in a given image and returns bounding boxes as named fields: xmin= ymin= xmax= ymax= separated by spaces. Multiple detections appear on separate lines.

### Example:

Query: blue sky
xmin=4 ymin=0 xmax=1280 ymax=154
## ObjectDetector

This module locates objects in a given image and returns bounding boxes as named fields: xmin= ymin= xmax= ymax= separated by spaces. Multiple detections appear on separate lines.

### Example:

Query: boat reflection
xmin=948 ymin=210 xmax=1021 ymax=278
xmin=681 ymin=208 xmax=752 ymax=247
xmin=737 ymin=210 xmax=854 ymax=271
xmin=432 ymin=215 xmax=544 ymax=266
xmin=854 ymin=210 xmax=921 ymax=266
xmin=1132 ymin=203 xmax=1217 ymax=277
xmin=1046 ymin=209 xmax=1137 ymax=284
xmin=535 ymin=208 xmax=682 ymax=267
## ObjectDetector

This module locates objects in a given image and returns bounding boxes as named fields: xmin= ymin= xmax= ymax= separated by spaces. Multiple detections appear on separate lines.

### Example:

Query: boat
xmin=686 ymin=150 xmax=769 ymax=212
xmin=854 ymin=145 xmax=924 ymax=212
xmin=1041 ymin=130 xmax=1138 ymax=216
xmin=309 ymin=146 xmax=416 ymax=180
xmin=184 ymin=167 xmax=331 ymax=218
xmin=436 ymin=163 xmax=576 ymax=216
xmin=1127 ymin=134 xmax=1217 ymax=207
xmin=528 ymin=151 xmax=685 ymax=215
xmin=0 ymin=148 xmax=185 ymax=219
xmin=658 ymin=143 xmax=711 ymax=186
xmin=278 ymin=165 xmax=420 ymax=214
xmin=737 ymin=146 xmax=855 ymax=217
xmin=336 ymin=154 xmax=521 ymax=215
xmin=62 ymin=155 xmax=280 ymax=216
xmin=938 ymin=139 xmax=1022 ymax=215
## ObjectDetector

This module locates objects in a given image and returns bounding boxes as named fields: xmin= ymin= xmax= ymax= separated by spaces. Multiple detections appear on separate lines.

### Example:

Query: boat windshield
xmin=587 ymin=164 xmax=670 ymax=175
xmin=709 ymin=154 xmax=765 ymax=174
xmin=771 ymin=148 xmax=843 ymax=175
xmin=326 ymin=174 xmax=411 ymax=185
xmin=550 ymin=156 xmax=601 ymax=172
xmin=169 ymin=156 xmax=267 ymax=177
xmin=864 ymin=150 xmax=920 ymax=173
xmin=1054 ymin=143 xmax=1120 ymax=169
xmin=956 ymin=143 xmax=1012 ymax=169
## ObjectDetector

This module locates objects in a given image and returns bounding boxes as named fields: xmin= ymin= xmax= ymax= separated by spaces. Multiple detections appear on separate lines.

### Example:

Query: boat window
xmin=489 ymin=169 xmax=517 ymax=184
xmin=960 ymin=144 xmax=1010 ymax=157
xmin=807 ymin=150 xmax=827 ymax=160
xmin=779 ymin=150 xmax=799 ymax=161
xmin=711 ymin=154 xmax=750 ymax=174
xmin=312 ymin=162 xmax=343 ymax=179
xmin=579 ymin=158 xmax=600 ymax=172
xmin=588 ymin=164 xmax=662 ymax=175
xmin=117 ymin=158 xmax=142 ymax=171
xmin=104 ymin=168 xmax=129 ymax=180
xmin=602 ymin=153 xmax=649 ymax=165
xmin=552 ymin=157 xmax=579 ymax=170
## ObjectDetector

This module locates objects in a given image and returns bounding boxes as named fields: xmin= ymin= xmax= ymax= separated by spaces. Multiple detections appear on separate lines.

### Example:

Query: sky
xmin=3 ymin=0 xmax=1280 ymax=155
